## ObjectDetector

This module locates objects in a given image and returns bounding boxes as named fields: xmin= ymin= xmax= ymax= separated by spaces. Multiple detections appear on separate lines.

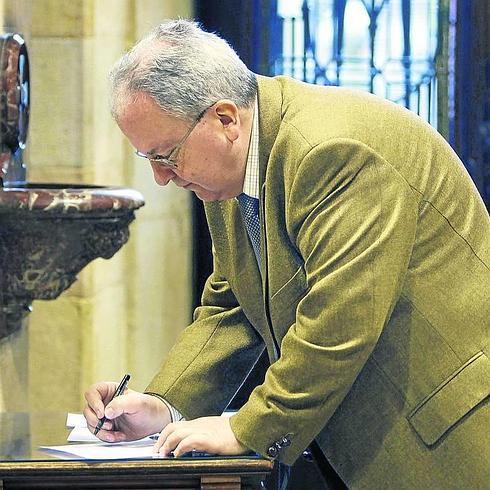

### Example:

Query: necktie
xmin=237 ymin=193 xmax=261 ymax=268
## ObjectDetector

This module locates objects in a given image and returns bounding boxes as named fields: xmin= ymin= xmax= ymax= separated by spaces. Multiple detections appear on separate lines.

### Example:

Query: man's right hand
xmin=83 ymin=381 xmax=171 ymax=442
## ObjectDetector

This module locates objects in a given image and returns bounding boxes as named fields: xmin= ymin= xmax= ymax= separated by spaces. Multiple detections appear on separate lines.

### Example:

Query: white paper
xmin=66 ymin=412 xmax=87 ymax=428
xmin=40 ymin=439 xmax=160 ymax=460
xmin=44 ymin=411 xmax=237 ymax=460
xmin=66 ymin=412 xmax=98 ymax=442
xmin=67 ymin=425 xmax=100 ymax=442
xmin=41 ymin=413 xmax=158 ymax=459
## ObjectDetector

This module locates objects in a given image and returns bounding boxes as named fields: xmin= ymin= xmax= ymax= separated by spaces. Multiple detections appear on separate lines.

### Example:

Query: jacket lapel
xmin=256 ymin=74 xmax=283 ymax=281
xmin=256 ymin=76 xmax=284 ymax=359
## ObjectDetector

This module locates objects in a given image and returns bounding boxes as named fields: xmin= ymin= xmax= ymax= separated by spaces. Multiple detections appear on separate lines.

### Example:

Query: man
xmin=84 ymin=20 xmax=490 ymax=489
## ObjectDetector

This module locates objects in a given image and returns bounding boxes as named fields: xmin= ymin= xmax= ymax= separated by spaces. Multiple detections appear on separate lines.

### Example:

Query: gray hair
xmin=109 ymin=19 xmax=258 ymax=121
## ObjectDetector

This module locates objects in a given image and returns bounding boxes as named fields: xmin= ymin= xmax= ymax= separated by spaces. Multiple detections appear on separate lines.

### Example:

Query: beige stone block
xmin=80 ymin=0 xmax=194 ymax=187
xmin=135 ymin=0 xmax=193 ymax=36
xmin=90 ymin=242 xmax=130 ymax=296
xmin=0 ymin=322 xmax=29 ymax=411
xmin=81 ymin=281 xmax=129 ymax=392
xmin=27 ymin=163 xmax=86 ymax=185
xmin=93 ymin=0 xmax=131 ymax=41
xmin=31 ymin=0 xmax=84 ymax=38
xmin=2 ymin=0 xmax=32 ymax=36
xmin=28 ymin=38 xmax=84 ymax=170
xmin=126 ymin=209 xmax=192 ymax=390
xmin=81 ymin=37 xmax=130 ymax=186
xmin=28 ymin=296 xmax=85 ymax=411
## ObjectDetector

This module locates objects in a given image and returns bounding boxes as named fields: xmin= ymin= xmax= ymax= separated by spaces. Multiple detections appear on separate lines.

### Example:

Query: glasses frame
xmin=135 ymin=107 xmax=208 ymax=169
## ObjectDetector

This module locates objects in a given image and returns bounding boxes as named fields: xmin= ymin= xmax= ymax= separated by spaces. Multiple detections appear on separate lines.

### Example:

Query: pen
xmin=94 ymin=373 xmax=131 ymax=435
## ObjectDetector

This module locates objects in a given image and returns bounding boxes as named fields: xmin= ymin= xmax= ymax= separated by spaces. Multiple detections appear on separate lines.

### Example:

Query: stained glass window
xmin=271 ymin=0 xmax=441 ymax=127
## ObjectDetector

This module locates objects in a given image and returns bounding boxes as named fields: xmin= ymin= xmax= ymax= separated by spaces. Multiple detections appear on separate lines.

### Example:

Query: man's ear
xmin=214 ymin=100 xmax=240 ymax=142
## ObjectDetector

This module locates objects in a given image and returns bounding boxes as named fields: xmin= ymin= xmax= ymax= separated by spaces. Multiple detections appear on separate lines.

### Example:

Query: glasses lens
xmin=153 ymin=156 xmax=178 ymax=168
xmin=135 ymin=151 xmax=177 ymax=168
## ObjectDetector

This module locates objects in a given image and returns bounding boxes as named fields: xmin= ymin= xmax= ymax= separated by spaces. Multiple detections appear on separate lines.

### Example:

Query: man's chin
xmin=192 ymin=188 xmax=220 ymax=202
xmin=195 ymin=194 xmax=221 ymax=202
xmin=190 ymin=185 xmax=237 ymax=202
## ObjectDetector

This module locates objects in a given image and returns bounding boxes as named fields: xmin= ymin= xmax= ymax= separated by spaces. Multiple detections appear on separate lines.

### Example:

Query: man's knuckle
xmin=163 ymin=436 xmax=177 ymax=450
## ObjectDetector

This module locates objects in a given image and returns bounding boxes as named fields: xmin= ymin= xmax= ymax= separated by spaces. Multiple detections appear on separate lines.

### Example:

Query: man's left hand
xmin=153 ymin=416 xmax=248 ymax=457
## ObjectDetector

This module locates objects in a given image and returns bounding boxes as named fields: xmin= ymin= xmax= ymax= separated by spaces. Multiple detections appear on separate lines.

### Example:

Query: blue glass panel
xmin=273 ymin=0 xmax=440 ymax=127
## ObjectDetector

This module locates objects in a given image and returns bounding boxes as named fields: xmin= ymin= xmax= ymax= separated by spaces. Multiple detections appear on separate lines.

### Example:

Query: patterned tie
xmin=237 ymin=193 xmax=261 ymax=268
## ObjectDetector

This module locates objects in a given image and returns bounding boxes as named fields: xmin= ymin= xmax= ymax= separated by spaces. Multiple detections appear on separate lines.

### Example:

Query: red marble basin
xmin=0 ymin=183 xmax=144 ymax=216
xmin=0 ymin=183 xmax=145 ymax=338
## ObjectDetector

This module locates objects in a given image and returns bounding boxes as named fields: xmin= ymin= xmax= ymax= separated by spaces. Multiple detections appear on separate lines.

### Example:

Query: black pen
xmin=94 ymin=373 xmax=131 ymax=435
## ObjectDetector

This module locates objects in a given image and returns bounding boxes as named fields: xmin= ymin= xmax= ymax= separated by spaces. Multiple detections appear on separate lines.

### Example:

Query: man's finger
xmin=153 ymin=422 xmax=179 ymax=453
xmin=82 ymin=405 xmax=100 ymax=428
xmin=84 ymin=382 xmax=116 ymax=418
xmin=104 ymin=392 xmax=137 ymax=419
xmin=93 ymin=427 xmax=129 ymax=443
xmin=154 ymin=422 xmax=177 ymax=447
xmin=84 ymin=405 xmax=114 ymax=432
xmin=160 ymin=428 xmax=196 ymax=456
xmin=84 ymin=392 xmax=105 ymax=420
xmin=173 ymin=434 xmax=209 ymax=457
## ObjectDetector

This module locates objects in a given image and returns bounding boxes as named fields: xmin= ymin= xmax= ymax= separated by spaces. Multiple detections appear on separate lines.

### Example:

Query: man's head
xmin=109 ymin=20 xmax=258 ymax=201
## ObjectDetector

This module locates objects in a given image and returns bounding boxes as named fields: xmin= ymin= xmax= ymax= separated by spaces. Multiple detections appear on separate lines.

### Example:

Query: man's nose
xmin=150 ymin=162 xmax=175 ymax=186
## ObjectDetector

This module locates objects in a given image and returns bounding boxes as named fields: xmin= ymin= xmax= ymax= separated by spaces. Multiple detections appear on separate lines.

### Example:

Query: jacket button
xmin=267 ymin=445 xmax=279 ymax=458
xmin=281 ymin=436 xmax=291 ymax=447
xmin=302 ymin=449 xmax=313 ymax=462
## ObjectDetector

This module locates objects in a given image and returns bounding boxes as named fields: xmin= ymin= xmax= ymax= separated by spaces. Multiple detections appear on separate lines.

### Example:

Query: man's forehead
xmin=117 ymin=95 xmax=182 ymax=153
xmin=118 ymin=92 xmax=164 ymax=121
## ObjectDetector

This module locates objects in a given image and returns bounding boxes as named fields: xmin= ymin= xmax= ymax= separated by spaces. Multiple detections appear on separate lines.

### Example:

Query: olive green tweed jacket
xmin=147 ymin=76 xmax=490 ymax=489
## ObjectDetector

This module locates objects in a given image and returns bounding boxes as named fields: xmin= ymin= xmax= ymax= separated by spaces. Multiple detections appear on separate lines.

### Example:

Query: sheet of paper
xmin=65 ymin=413 xmax=160 ymax=443
xmin=39 ymin=412 xmax=159 ymax=458
xmin=67 ymin=425 xmax=99 ymax=442
xmin=65 ymin=412 xmax=236 ymax=443
xmin=66 ymin=412 xmax=87 ymax=428
xmin=47 ymin=411 xmax=238 ymax=460
xmin=66 ymin=412 xmax=98 ymax=442
xmin=40 ymin=439 xmax=159 ymax=460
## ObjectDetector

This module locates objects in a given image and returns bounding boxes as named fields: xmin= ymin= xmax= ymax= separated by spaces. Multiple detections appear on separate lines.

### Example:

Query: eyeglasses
xmin=135 ymin=108 xmax=208 ymax=169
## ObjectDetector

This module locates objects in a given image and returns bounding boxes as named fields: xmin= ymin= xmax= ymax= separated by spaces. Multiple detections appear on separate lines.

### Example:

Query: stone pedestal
xmin=0 ymin=184 xmax=144 ymax=338
xmin=0 ymin=321 xmax=28 ymax=411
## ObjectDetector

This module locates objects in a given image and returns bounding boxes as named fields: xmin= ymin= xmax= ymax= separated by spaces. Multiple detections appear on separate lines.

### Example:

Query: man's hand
xmin=83 ymin=381 xmax=171 ymax=442
xmin=153 ymin=416 xmax=249 ymax=457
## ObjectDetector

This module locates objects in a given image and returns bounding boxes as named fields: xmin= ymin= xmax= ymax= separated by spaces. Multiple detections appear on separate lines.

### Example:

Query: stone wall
xmin=0 ymin=0 xmax=194 ymax=411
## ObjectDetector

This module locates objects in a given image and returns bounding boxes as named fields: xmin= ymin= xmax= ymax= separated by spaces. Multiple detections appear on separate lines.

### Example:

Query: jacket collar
xmin=256 ymin=75 xmax=283 ymax=190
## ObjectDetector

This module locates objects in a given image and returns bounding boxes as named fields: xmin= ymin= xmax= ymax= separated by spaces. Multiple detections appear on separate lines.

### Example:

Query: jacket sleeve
xmin=145 ymin=252 xmax=265 ymax=419
xmin=230 ymin=138 xmax=420 ymax=464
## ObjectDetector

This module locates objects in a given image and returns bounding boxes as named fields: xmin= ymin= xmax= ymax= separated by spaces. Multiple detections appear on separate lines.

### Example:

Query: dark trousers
xmin=266 ymin=443 xmax=347 ymax=490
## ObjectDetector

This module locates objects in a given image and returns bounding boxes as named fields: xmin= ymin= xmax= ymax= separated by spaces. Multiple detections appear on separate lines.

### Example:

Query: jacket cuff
xmin=229 ymin=399 xmax=299 ymax=466
xmin=145 ymin=392 xmax=186 ymax=422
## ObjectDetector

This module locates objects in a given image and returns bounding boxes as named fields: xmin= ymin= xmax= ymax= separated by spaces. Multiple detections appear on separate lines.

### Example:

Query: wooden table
xmin=0 ymin=412 xmax=273 ymax=489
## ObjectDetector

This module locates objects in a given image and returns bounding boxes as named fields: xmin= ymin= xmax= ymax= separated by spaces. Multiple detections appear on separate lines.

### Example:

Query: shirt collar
xmin=241 ymin=98 xmax=260 ymax=199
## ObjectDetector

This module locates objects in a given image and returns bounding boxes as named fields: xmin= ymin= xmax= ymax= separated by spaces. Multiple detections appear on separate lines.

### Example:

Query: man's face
xmin=117 ymin=92 xmax=249 ymax=201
